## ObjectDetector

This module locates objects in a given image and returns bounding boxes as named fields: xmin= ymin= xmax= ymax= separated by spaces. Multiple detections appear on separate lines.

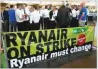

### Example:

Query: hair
xmin=45 ymin=5 xmax=48 ymax=9
xmin=66 ymin=3 xmax=69 ymax=6
xmin=10 ymin=5 xmax=14 ymax=8
xmin=23 ymin=3 xmax=27 ymax=7
xmin=16 ymin=3 xmax=21 ymax=8
xmin=6 ymin=6 xmax=9 ymax=9
xmin=33 ymin=5 xmax=38 ymax=10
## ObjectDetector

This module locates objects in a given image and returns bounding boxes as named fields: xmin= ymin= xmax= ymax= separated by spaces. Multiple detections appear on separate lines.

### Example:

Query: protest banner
xmin=2 ymin=26 xmax=94 ymax=68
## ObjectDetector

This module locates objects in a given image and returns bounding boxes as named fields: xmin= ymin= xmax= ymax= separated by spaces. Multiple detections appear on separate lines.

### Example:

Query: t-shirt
xmin=8 ymin=9 xmax=16 ymax=23
xmin=78 ymin=7 xmax=87 ymax=21
xmin=72 ymin=9 xmax=77 ymax=17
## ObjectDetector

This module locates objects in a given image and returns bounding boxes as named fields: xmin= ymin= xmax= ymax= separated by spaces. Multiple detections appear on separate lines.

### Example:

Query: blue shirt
xmin=78 ymin=7 xmax=87 ymax=21
xmin=8 ymin=9 xmax=16 ymax=23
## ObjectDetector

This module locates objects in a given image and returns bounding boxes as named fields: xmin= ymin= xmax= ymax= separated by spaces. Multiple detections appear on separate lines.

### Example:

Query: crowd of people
xmin=1 ymin=2 xmax=88 ymax=32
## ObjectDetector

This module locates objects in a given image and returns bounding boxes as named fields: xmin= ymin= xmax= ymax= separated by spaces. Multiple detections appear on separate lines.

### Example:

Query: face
xmin=19 ymin=5 xmax=23 ymax=9
xmin=30 ymin=6 xmax=34 ymax=11
xmin=22 ymin=4 xmax=26 ymax=9
xmin=52 ymin=6 xmax=56 ymax=11
xmin=81 ymin=3 xmax=85 ymax=8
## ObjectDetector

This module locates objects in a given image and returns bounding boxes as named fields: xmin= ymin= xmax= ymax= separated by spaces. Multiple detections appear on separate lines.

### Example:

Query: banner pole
xmin=2 ymin=34 xmax=9 ymax=68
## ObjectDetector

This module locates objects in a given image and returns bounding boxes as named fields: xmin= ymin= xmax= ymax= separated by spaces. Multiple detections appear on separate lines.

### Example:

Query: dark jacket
xmin=3 ymin=10 xmax=9 ymax=21
xmin=56 ymin=5 xmax=71 ymax=25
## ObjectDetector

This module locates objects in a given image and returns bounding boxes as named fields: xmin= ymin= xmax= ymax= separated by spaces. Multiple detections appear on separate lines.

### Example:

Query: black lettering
xmin=5 ymin=33 xmax=18 ymax=47
xmin=61 ymin=29 xmax=67 ymax=39
xmin=20 ymin=46 xmax=30 ymax=58
xmin=36 ymin=44 xmax=44 ymax=54
xmin=64 ymin=39 xmax=70 ymax=48
xmin=7 ymin=48 xmax=19 ymax=59
xmin=48 ymin=30 xmax=56 ymax=41
xmin=60 ymin=40 xmax=64 ymax=49
xmin=39 ymin=31 xmax=47 ymax=42
xmin=57 ymin=29 xmax=60 ymax=40
xmin=44 ymin=42 xmax=51 ymax=53
xmin=28 ymin=32 xmax=37 ymax=45
xmin=71 ymin=38 xmax=76 ymax=46
xmin=17 ymin=32 xmax=28 ymax=45
xmin=53 ymin=41 xmax=59 ymax=51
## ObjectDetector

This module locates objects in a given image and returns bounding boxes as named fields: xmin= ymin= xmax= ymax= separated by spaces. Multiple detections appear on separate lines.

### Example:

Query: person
xmin=22 ymin=4 xmax=30 ymax=31
xmin=15 ymin=4 xmax=24 ymax=31
xmin=78 ymin=2 xmax=87 ymax=27
xmin=8 ymin=5 xmax=17 ymax=32
xmin=29 ymin=5 xmax=40 ymax=30
xmin=56 ymin=2 xmax=71 ymax=28
xmin=42 ymin=5 xmax=50 ymax=29
xmin=29 ymin=5 xmax=34 ymax=30
xmin=2 ymin=7 xmax=9 ymax=32
xmin=49 ymin=6 xmax=57 ymax=29
xmin=39 ymin=6 xmax=45 ymax=29
xmin=70 ymin=6 xmax=78 ymax=27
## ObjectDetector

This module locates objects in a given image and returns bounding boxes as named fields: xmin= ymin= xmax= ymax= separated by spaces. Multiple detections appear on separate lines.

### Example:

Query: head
xmin=22 ymin=4 xmax=27 ymax=9
xmin=45 ymin=5 xmax=48 ymax=9
xmin=51 ymin=6 xmax=56 ymax=11
xmin=29 ymin=5 xmax=34 ymax=12
xmin=16 ymin=4 xmax=22 ymax=9
xmin=80 ymin=2 xmax=85 ymax=8
xmin=75 ymin=6 xmax=79 ymax=11
xmin=73 ymin=5 xmax=76 ymax=10
xmin=78 ymin=5 xmax=81 ymax=10
xmin=10 ymin=5 xmax=14 ymax=9
xmin=33 ymin=5 xmax=38 ymax=10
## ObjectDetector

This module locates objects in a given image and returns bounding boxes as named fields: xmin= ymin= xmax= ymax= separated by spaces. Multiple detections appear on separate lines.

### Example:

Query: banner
xmin=0 ymin=52 xmax=7 ymax=68
xmin=2 ymin=26 xmax=94 ymax=68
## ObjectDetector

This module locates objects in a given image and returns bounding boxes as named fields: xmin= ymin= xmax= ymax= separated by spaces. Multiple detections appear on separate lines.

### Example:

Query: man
xmin=42 ymin=5 xmax=50 ymax=29
xmin=8 ymin=5 xmax=17 ymax=32
xmin=49 ymin=6 xmax=57 ymax=29
xmin=2 ymin=7 xmax=9 ymax=32
xmin=56 ymin=2 xmax=71 ymax=28
xmin=29 ymin=5 xmax=40 ymax=30
xmin=22 ymin=4 xmax=30 ymax=31
xmin=78 ymin=2 xmax=87 ymax=27
xmin=39 ymin=6 xmax=45 ymax=29
xmin=15 ymin=4 xmax=24 ymax=31
xmin=70 ymin=6 xmax=79 ymax=27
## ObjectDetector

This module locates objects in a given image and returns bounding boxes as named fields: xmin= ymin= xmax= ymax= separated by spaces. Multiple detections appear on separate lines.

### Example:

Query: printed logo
xmin=77 ymin=34 xmax=86 ymax=46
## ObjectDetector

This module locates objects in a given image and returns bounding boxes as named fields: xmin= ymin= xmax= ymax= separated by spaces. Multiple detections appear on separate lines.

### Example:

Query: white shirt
xmin=22 ymin=7 xmax=30 ymax=21
xmin=15 ymin=9 xmax=24 ymax=22
xmin=54 ymin=10 xmax=58 ymax=17
xmin=76 ymin=10 xmax=80 ymax=17
xmin=42 ymin=9 xmax=50 ymax=18
xmin=72 ymin=9 xmax=77 ymax=17
xmin=39 ymin=9 xmax=44 ymax=17
xmin=50 ymin=10 xmax=58 ymax=21
xmin=30 ymin=10 xmax=40 ymax=24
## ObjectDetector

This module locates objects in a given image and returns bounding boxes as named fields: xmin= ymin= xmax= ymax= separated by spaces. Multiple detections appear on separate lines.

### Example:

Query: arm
xmin=79 ymin=12 xmax=85 ymax=20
